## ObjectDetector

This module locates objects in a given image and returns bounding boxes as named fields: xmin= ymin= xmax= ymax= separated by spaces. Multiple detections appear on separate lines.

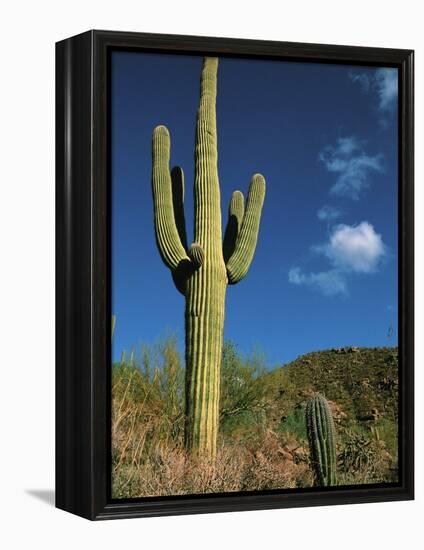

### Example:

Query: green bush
xmin=219 ymin=342 xmax=272 ymax=438
xmin=278 ymin=405 xmax=308 ymax=442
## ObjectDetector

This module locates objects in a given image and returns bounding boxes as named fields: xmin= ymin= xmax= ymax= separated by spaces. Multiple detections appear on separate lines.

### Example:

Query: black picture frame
xmin=56 ymin=29 xmax=414 ymax=520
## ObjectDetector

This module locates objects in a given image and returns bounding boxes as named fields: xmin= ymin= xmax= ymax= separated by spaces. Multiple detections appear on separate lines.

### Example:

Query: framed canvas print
xmin=56 ymin=30 xmax=414 ymax=520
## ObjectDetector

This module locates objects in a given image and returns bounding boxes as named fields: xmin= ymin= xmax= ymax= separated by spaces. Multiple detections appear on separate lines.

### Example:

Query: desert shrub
xmin=375 ymin=417 xmax=398 ymax=461
xmin=112 ymin=436 xmax=311 ymax=498
xmin=277 ymin=404 xmax=308 ymax=443
xmin=219 ymin=342 xmax=273 ymax=440
xmin=112 ymin=336 xmax=185 ymax=473
xmin=337 ymin=426 xmax=396 ymax=485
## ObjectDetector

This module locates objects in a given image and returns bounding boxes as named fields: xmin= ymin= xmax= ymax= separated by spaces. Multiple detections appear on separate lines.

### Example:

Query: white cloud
xmin=348 ymin=72 xmax=371 ymax=93
xmin=289 ymin=267 xmax=347 ymax=296
xmin=375 ymin=68 xmax=398 ymax=112
xmin=319 ymin=222 xmax=387 ymax=273
xmin=319 ymin=137 xmax=383 ymax=200
xmin=317 ymin=205 xmax=343 ymax=222
xmin=288 ymin=222 xmax=387 ymax=296
xmin=349 ymin=68 xmax=398 ymax=121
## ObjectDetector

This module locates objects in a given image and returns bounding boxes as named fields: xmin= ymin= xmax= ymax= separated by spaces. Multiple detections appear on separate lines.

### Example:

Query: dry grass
xmin=112 ymin=402 xmax=311 ymax=499
xmin=111 ymin=340 xmax=311 ymax=498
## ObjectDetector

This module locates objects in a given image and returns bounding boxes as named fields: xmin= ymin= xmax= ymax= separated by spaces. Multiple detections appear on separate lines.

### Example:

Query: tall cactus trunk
xmin=151 ymin=57 xmax=266 ymax=459
xmin=185 ymin=277 xmax=226 ymax=455
xmin=184 ymin=58 xmax=226 ymax=455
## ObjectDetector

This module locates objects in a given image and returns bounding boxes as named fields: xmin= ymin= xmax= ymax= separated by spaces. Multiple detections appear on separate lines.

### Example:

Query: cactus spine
xmin=305 ymin=394 xmax=337 ymax=486
xmin=151 ymin=58 xmax=265 ymax=458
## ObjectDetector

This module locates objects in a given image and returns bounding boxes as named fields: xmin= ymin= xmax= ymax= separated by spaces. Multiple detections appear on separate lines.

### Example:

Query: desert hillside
xmin=266 ymin=346 xmax=398 ymax=430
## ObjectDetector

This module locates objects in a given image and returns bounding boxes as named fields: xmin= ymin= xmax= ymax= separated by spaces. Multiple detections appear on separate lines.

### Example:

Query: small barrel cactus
xmin=305 ymin=394 xmax=337 ymax=486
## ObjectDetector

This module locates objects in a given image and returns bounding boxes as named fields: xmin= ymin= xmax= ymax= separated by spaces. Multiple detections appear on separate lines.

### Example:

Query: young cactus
xmin=305 ymin=394 xmax=337 ymax=486
xmin=111 ymin=315 xmax=116 ymax=339
xmin=151 ymin=57 xmax=266 ymax=458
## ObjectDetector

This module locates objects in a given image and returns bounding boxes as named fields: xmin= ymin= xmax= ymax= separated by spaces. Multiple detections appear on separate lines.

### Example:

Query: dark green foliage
xmin=305 ymin=394 xmax=337 ymax=486
xmin=278 ymin=405 xmax=308 ymax=443
xmin=219 ymin=342 xmax=271 ymax=437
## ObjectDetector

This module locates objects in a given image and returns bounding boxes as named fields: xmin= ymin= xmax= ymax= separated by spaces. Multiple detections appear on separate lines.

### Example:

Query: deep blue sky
xmin=111 ymin=51 xmax=398 ymax=367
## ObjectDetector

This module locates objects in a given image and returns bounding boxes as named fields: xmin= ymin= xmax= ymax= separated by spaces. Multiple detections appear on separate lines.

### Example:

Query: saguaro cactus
xmin=305 ymin=394 xmax=337 ymax=486
xmin=151 ymin=58 xmax=266 ymax=458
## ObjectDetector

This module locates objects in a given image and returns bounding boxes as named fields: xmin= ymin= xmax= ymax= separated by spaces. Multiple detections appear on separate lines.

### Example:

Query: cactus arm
xmin=226 ymin=174 xmax=266 ymax=284
xmin=172 ymin=242 xmax=204 ymax=296
xmin=171 ymin=166 xmax=188 ymax=251
xmin=223 ymin=190 xmax=245 ymax=263
xmin=151 ymin=125 xmax=191 ymax=271
xmin=188 ymin=242 xmax=205 ymax=268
